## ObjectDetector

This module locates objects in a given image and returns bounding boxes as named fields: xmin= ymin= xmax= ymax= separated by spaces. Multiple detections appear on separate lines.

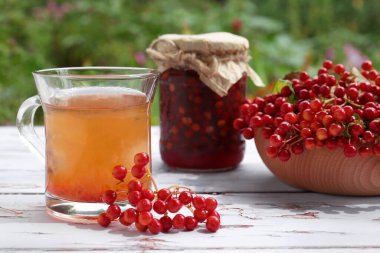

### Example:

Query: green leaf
xmin=272 ymin=79 xmax=291 ymax=94
xmin=351 ymin=67 xmax=367 ymax=83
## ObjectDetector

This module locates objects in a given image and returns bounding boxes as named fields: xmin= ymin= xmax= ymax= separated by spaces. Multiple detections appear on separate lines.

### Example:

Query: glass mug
xmin=17 ymin=67 xmax=159 ymax=223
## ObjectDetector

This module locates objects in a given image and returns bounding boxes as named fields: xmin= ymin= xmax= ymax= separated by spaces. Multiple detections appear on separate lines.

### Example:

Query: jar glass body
xmin=159 ymin=68 xmax=246 ymax=170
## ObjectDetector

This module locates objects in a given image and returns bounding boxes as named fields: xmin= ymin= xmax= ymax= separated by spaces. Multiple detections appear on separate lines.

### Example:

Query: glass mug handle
xmin=16 ymin=95 xmax=45 ymax=162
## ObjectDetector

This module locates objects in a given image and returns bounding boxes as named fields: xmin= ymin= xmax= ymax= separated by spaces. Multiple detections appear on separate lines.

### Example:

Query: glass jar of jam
xmin=159 ymin=69 xmax=246 ymax=170
xmin=147 ymin=32 xmax=263 ymax=170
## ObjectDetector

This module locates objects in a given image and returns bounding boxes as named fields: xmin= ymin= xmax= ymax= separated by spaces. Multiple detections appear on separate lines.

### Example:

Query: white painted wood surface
xmin=1 ymin=126 xmax=380 ymax=252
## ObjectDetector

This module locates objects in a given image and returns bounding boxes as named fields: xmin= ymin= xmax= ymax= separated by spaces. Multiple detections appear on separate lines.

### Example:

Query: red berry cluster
xmin=233 ymin=60 xmax=380 ymax=161
xmin=97 ymin=152 xmax=221 ymax=234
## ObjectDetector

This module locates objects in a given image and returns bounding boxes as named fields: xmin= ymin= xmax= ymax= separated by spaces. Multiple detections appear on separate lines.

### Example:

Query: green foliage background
xmin=1 ymin=0 xmax=379 ymax=125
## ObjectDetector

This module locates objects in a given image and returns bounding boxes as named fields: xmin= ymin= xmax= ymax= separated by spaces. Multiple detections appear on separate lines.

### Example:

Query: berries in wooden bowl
xmin=234 ymin=60 xmax=380 ymax=196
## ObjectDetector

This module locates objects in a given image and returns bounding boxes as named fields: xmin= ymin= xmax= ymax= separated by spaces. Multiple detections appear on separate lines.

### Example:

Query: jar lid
xmin=147 ymin=32 xmax=263 ymax=96
xmin=151 ymin=32 xmax=249 ymax=55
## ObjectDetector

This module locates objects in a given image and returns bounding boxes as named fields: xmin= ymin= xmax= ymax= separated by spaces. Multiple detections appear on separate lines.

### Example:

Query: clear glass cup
xmin=17 ymin=67 xmax=159 ymax=223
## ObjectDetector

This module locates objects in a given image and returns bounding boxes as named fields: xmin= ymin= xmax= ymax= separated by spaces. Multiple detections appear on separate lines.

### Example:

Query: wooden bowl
xmin=254 ymin=133 xmax=380 ymax=196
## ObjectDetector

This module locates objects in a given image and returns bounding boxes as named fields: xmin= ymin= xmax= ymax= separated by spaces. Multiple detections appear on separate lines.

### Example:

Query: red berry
xmin=298 ymin=101 xmax=311 ymax=111
xmin=323 ymin=60 xmax=333 ymax=69
xmin=262 ymin=114 xmax=274 ymax=125
xmin=278 ymin=121 xmax=291 ymax=135
xmin=373 ymin=143 xmax=380 ymax=156
xmin=112 ymin=165 xmax=127 ymax=181
xmin=281 ymin=86 xmax=292 ymax=97
xmin=134 ymin=152 xmax=150 ymax=167
xmin=128 ymin=190 xmax=142 ymax=206
xmin=369 ymin=120 xmax=380 ymax=134
xmin=361 ymin=60 xmax=373 ymax=71
xmin=106 ymin=204 xmax=121 ymax=220
xmin=179 ymin=191 xmax=193 ymax=205
xmin=300 ymin=71 xmax=310 ymax=81
xmin=264 ymin=103 xmax=276 ymax=115
xmin=124 ymin=208 xmax=138 ymax=224
xmin=315 ymin=128 xmax=328 ymax=141
xmin=206 ymin=216 xmax=220 ymax=233
xmin=328 ymin=123 xmax=343 ymax=137
xmin=192 ymin=196 xmax=206 ymax=210
xmin=278 ymin=149 xmax=291 ymax=161
xmin=269 ymin=134 xmax=283 ymax=148
xmin=368 ymin=70 xmax=378 ymax=80
xmin=135 ymin=222 xmax=148 ymax=232
xmin=334 ymin=86 xmax=345 ymax=98
xmin=359 ymin=146 xmax=372 ymax=158
xmin=344 ymin=145 xmax=357 ymax=158
xmin=185 ymin=216 xmax=198 ymax=231
xmin=194 ymin=209 xmax=208 ymax=222
xmin=284 ymin=112 xmax=297 ymax=124
xmin=304 ymin=138 xmax=316 ymax=150
xmin=157 ymin=188 xmax=172 ymax=201
xmin=349 ymin=124 xmax=364 ymax=137
xmin=266 ymin=146 xmax=278 ymax=158
xmin=302 ymin=109 xmax=315 ymax=122
xmin=291 ymin=142 xmax=304 ymax=154
xmin=347 ymin=87 xmax=359 ymax=100
xmin=141 ymin=189 xmax=155 ymax=201
xmin=322 ymin=114 xmax=334 ymax=127
xmin=310 ymin=99 xmax=322 ymax=112
xmin=172 ymin=214 xmax=186 ymax=229
xmin=131 ymin=165 xmax=147 ymax=179
xmin=102 ymin=190 xmax=117 ymax=205
xmin=332 ymin=108 xmax=346 ymax=121
xmin=97 ymin=213 xmax=111 ymax=227
xmin=205 ymin=197 xmax=218 ymax=211
xmin=334 ymin=64 xmax=345 ymax=74
xmin=148 ymin=218 xmax=163 ymax=234
xmin=249 ymin=116 xmax=263 ymax=128
xmin=233 ymin=118 xmax=245 ymax=130
xmin=128 ymin=179 xmax=142 ymax=192
xmin=160 ymin=216 xmax=172 ymax=232
xmin=137 ymin=199 xmax=152 ymax=212
xmin=153 ymin=199 xmax=167 ymax=214
xmin=119 ymin=211 xmax=132 ymax=226
xmin=243 ymin=127 xmax=255 ymax=139
xmin=167 ymin=198 xmax=183 ymax=213
xmin=240 ymin=104 xmax=250 ymax=116
xmin=300 ymin=128 xmax=312 ymax=138
xmin=363 ymin=107 xmax=377 ymax=121
xmin=138 ymin=211 xmax=153 ymax=226
xmin=318 ymin=73 xmax=327 ymax=84
xmin=207 ymin=210 xmax=221 ymax=220
xmin=362 ymin=131 xmax=375 ymax=143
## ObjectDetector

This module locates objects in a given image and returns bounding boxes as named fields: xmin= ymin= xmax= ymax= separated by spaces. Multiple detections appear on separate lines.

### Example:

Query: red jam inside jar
xmin=159 ymin=68 xmax=246 ymax=170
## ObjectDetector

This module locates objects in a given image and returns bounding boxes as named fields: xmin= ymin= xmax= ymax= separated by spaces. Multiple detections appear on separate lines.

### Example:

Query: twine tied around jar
xmin=146 ymin=32 xmax=264 ymax=97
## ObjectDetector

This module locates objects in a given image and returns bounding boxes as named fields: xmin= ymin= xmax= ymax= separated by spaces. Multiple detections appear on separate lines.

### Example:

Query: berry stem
xmin=346 ymin=99 xmax=364 ymax=109
xmin=148 ymin=174 xmax=159 ymax=192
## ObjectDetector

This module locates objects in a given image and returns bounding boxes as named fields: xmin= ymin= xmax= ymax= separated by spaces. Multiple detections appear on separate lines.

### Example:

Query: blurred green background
xmin=1 ymin=0 xmax=380 ymax=125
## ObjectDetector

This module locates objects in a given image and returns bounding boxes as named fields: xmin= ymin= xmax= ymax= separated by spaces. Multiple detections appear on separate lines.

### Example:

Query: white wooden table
xmin=1 ymin=126 xmax=380 ymax=252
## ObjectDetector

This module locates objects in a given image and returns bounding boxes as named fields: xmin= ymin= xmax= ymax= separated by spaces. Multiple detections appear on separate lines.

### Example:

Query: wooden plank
xmin=0 ymin=127 xmax=299 ymax=194
xmin=1 ymin=193 xmax=380 ymax=251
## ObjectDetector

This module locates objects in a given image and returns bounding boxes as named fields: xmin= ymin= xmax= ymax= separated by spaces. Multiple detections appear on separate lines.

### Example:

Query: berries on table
xmin=235 ymin=59 xmax=380 ymax=161
xmin=97 ymin=152 xmax=221 ymax=234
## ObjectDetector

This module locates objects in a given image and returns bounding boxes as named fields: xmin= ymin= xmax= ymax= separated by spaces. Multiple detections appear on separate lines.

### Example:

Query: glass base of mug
xmin=45 ymin=193 xmax=127 ymax=224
